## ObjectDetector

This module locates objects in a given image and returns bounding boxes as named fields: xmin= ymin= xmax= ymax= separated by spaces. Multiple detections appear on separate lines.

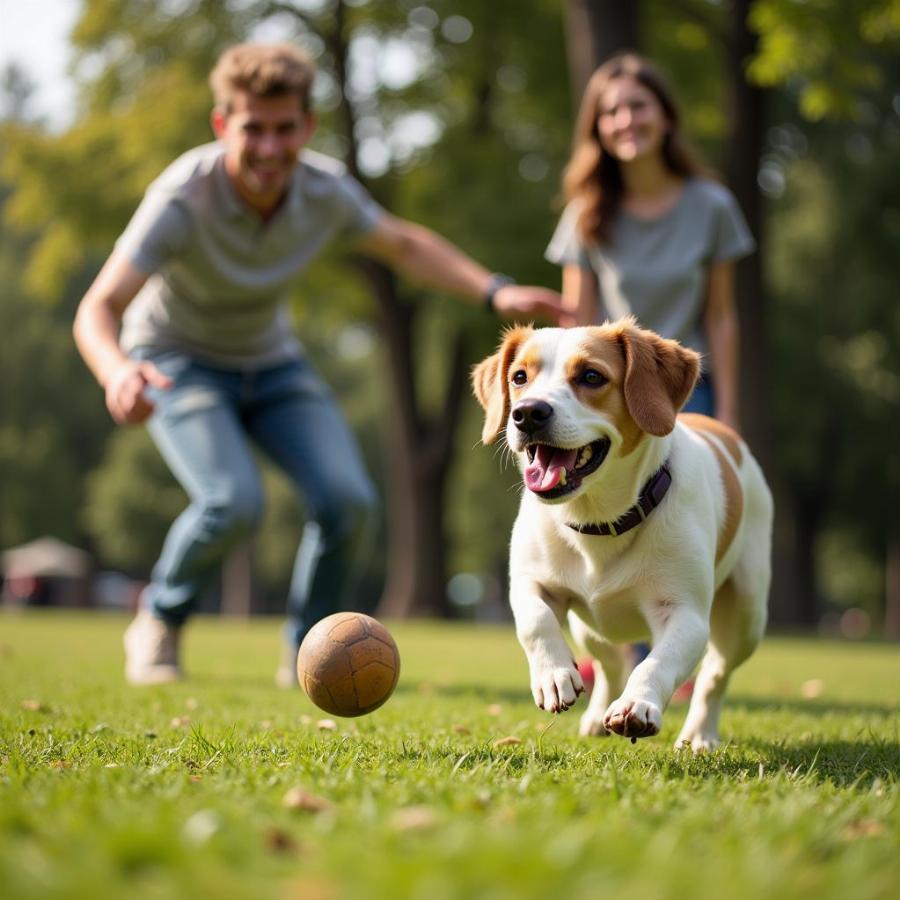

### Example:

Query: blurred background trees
xmin=1 ymin=0 xmax=897 ymax=635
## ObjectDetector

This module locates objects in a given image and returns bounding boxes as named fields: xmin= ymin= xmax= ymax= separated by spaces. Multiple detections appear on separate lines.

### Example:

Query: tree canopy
xmin=1 ymin=0 xmax=897 ymax=630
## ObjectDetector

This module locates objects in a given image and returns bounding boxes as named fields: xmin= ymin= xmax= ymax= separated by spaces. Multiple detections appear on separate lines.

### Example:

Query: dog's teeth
xmin=575 ymin=445 xmax=593 ymax=469
xmin=559 ymin=469 xmax=567 ymax=485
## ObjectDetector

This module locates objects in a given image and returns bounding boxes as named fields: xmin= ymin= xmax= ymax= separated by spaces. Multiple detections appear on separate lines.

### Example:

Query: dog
xmin=471 ymin=318 xmax=772 ymax=750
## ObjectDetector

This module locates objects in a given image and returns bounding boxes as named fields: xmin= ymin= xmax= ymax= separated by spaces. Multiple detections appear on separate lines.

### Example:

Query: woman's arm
xmin=704 ymin=260 xmax=740 ymax=430
xmin=560 ymin=264 xmax=599 ymax=327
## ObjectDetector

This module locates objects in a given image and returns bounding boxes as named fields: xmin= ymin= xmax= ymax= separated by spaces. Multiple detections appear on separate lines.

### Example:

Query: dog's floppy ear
xmin=617 ymin=320 xmax=700 ymax=436
xmin=471 ymin=326 xmax=533 ymax=444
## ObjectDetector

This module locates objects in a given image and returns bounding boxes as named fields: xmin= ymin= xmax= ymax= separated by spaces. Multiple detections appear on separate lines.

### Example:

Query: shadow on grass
xmin=735 ymin=737 xmax=900 ymax=786
xmin=377 ymin=730 xmax=899 ymax=789
xmin=727 ymin=693 xmax=899 ymax=718
xmin=392 ymin=681 xmax=530 ymax=705
xmin=392 ymin=684 xmax=900 ymax=717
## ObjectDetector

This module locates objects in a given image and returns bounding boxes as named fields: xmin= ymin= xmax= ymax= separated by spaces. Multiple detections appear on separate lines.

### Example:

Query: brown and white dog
xmin=472 ymin=319 xmax=772 ymax=750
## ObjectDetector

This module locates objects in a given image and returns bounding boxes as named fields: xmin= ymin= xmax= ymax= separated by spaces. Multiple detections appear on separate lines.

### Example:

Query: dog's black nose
xmin=512 ymin=399 xmax=553 ymax=435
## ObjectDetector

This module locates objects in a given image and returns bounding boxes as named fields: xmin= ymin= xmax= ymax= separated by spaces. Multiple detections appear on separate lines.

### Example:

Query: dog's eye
xmin=511 ymin=370 xmax=528 ymax=386
xmin=580 ymin=369 xmax=607 ymax=387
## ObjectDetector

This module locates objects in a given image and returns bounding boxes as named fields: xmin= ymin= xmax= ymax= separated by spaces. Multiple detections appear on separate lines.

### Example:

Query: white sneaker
xmin=123 ymin=610 xmax=183 ymax=685
xmin=275 ymin=643 xmax=300 ymax=689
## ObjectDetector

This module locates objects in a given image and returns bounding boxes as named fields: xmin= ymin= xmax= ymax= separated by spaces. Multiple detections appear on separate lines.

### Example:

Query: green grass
xmin=1 ymin=611 xmax=898 ymax=900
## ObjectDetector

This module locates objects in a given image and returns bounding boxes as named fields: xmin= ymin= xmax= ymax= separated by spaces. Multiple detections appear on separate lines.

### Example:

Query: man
xmin=73 ymin=43 xmax=561 ymax=686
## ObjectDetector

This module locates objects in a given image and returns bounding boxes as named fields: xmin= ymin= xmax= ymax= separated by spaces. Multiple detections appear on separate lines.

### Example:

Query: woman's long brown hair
xmin=563 ymin=53 xmax=705 ymax=245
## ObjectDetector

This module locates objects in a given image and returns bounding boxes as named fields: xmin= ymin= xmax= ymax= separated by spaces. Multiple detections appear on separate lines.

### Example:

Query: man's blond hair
xmin=209 ymin=43 xmax=316 ymax=113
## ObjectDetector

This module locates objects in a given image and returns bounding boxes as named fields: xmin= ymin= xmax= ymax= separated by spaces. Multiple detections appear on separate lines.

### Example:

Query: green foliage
xmin=1 ymin=0 xmax=898 ymax=624
xmin=1 ymin=614 xmax=899 ymax=899
xmin=1 ymin=0 xmax=574 ymax=591
xmin=644 ymin=1 xmax=899 ymax=617
xmin=766 ymin=107 xmax=900 ymax=585
xmin=2 ymin=67 xmax=214 ymax=299
xmin=643 ymin=0 xmax=732 ymax=165
xmin=0 ymin=172 xmax=112 ymax=549
xmin=749 ymin=0 xmax=900 ymax=120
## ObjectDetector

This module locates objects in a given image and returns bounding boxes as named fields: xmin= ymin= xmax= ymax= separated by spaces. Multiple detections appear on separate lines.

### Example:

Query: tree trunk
xmin=297 ymin=3 xmax=460 ymax=619
xmin=724 ymin=0 xmax=769 ymax=469
xmin=723 ymin=0 xmax=811 ymax=627
xmin=564 ymin=0 xmax=638 ymax=107
xmin=354 ymin=258 xmax=464 ymax=619
xmin=377 ymin=445 xmax=451 ymax=619
xmin=789 ymin=489 xmax=823 ymax=627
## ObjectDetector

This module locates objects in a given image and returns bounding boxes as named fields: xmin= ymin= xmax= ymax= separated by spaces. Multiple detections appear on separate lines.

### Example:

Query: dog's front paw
xmin=602 ymin=697 xmax=662 ymax=740
xmin=530 ymin=664 xmax=584 ymax=713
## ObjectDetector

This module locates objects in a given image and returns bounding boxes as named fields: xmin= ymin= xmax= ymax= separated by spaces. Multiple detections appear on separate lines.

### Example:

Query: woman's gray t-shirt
xmin=545 ymin=178 xmax=755 ymax=360
xmin=117 ymin=143 xmax=384 ymax=368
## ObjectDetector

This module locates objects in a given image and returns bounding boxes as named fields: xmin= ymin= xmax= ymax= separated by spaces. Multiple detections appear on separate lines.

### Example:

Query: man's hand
xmin=492 ymin=285 xmax=563 ymax=324
xmin=104 ymin=360 xmax=173 ymax=425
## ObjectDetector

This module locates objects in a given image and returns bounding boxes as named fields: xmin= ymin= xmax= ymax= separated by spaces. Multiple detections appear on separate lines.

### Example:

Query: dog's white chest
xmin=543 ymin=546 xmax=653 ymax=644
xmin=581 ymin=587 xmax=650 ymax=643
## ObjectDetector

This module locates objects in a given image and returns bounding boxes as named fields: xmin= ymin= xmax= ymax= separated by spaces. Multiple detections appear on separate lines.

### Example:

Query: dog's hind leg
xmin=675 ymin=460 xmax=772 ymax=752
xmin=674 ymin=575 xmax=766 ymax=751
xmin=568 ymin=612 xmax=629 ymax=737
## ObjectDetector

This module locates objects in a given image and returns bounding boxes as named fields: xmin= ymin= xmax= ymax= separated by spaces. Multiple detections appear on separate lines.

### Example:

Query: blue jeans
xmin=137 ymin=350 xmax=377 ymax=647
xmin=682 ymin=373 xmax=715 ymax=416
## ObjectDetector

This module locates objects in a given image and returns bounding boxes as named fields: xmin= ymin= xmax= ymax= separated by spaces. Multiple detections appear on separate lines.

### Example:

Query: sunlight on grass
xmin=1 ymin=611 xmax=898 ymax=900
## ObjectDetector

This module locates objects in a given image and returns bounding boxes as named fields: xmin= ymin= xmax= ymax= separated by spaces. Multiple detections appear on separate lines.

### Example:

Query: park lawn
xmin=1 ymin=611 xmax=898 ymax=900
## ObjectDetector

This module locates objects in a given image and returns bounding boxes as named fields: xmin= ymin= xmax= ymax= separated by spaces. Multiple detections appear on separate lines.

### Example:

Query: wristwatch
xmin=484 ymin=273 xmax=516 ymax=312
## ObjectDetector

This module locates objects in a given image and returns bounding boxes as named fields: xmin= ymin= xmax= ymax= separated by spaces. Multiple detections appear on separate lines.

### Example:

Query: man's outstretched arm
xmin=354 ymin=214 xmax=563 ymax=322
xmin=73 ymin=251 xmax=172 ymax=425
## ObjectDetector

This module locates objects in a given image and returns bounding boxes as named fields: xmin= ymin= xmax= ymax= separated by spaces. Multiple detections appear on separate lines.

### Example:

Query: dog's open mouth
xmin=523 ymin=438 xmax=611 ymax=499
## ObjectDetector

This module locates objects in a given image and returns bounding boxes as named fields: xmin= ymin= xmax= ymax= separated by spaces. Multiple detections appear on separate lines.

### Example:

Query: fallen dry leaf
xmin=491 ymin=806 xmax=518 ymax=826
xmin=21 ymin=699 xmax=46 ymax=712
xmin=282 ymin=787 xmax=334 ymax=814
xmin=493 ymin=736 xmax=522 ymax=747
xmin=842 ymin=819 xmax=885 ymax=841
xmin=801 ymin=679 xmax=824 ymax=699
xmin=282 ymin=876 xmax=338 ymax=900
xmin=451 ymin=724 xmax=471 ymax=735
xmin=391 ymin=806 xmax=438 ymax=831
xmin=264 ymin=827 xmax=299 ymax=854
xmin=486 ymin=704 xmax=503 ymax=716
xmin=170 ymin=716 xmax=191 ymax=728
xmin=316 ymin=719 xmax=337 ymax=731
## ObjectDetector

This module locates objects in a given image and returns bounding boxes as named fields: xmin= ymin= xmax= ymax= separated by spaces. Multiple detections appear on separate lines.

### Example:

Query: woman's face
xmin=596 ymin=75 xmax=670 ymax=163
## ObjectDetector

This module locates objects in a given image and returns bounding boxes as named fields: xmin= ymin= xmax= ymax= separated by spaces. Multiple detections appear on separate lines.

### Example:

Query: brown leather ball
xmin=297 ymin=612 xmax=400 ymax=717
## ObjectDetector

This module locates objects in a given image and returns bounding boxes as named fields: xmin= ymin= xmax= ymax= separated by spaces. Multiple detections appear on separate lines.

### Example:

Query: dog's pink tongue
xmin=525 ymin=445 xmax=578 ymax=493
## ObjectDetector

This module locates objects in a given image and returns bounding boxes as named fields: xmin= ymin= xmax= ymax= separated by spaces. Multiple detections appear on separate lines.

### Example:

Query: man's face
xmin=212 ymin=90 xmax=316 ymax=213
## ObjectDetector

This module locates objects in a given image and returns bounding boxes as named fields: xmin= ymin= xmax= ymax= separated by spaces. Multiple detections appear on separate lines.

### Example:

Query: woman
xmin=546 ymin=53 xmax=755 ymax=428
